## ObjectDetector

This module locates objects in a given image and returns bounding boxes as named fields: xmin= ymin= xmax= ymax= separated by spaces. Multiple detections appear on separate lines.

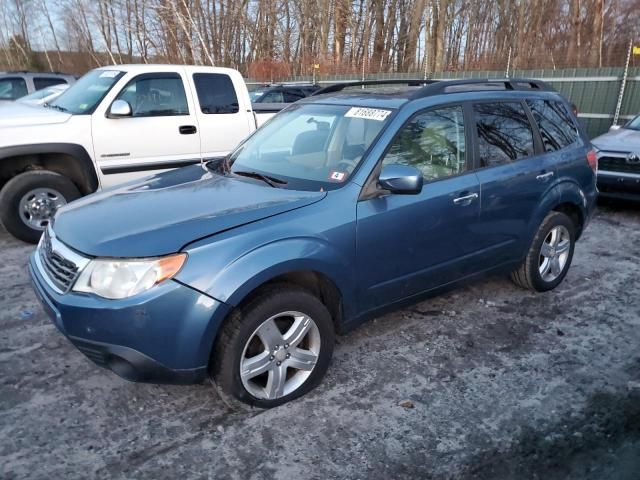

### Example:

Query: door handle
xmin=452 ymin=193 xmax=479 ymax=205
xmin=179 ymin=125 xmax=197 ymax=135
xmin=536 ymin=171 xmax=554 ymax=181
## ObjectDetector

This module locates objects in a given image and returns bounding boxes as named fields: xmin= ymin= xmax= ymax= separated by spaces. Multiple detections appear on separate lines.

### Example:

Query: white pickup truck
xmin=0 ymin=64 xmax=281 ymax=243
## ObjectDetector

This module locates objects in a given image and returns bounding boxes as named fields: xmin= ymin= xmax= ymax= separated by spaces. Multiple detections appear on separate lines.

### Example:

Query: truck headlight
xmin=73 ymin=253 xmax=186 ymax=299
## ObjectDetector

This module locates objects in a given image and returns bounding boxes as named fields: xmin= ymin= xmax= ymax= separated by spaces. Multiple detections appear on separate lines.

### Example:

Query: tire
xmin=0 ymin=170 xmax=81 ymax=243
xmin=211 ymin=284 xmax=335 ymax=409
xmin=510 ymin=211 xmax=576 ymax=292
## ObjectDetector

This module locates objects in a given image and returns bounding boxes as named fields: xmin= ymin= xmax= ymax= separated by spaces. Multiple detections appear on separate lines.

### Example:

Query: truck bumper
xmin=597 ymin=170 xmax=640 ymax=201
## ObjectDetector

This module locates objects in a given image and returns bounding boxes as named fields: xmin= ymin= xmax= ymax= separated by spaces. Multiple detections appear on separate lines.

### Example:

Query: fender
xmin=0 ymin=143 xmax=99 ymax=194
xmin=525 ymin=179 xmax=587 ymax=247
xmin=178 ymin=236 xmax=357 ymax=321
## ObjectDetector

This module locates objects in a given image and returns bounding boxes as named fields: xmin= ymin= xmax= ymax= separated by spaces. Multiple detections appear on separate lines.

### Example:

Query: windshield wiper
xmin=45 ymin=104 xmax=69 ymax=113
xmin=233 ymin=170 xmax=287 ymax=188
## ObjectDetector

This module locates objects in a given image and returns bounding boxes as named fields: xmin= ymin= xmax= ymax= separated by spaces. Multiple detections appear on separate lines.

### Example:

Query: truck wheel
xmin=510 ymin=211 xmax=576 ymax=292
xmin=0 ymin=170 xmax=81 ymax=243
xmin=211 ymin=284 xmax=335 ymax=409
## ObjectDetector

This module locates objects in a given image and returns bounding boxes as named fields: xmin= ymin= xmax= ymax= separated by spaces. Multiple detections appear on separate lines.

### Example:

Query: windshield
xmin=222 ymin=103 xmax=393 ymax=191
xmin=624 ymin=115 xmax=640 ymax=131
xmin=50 ymin=69 xmax=124 ymax=114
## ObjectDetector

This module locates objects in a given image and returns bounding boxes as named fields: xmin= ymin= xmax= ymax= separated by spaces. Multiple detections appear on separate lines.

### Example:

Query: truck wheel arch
xmin=0 ymin=143 xmax=99 ymax=195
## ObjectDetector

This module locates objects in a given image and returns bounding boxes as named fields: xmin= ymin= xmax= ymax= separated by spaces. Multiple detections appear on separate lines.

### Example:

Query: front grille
xmin=39 ymin=229 xmax=80 ymax=292
xmin=598 ymin=155 xmax=640 ymax=174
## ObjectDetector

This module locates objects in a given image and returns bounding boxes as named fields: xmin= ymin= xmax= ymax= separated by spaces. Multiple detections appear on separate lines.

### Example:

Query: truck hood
xmin=54 ymin=164 xmax=326 ymax=257
xmin=592 ymin=128 xmax=640 ymax=152
xmin=0 ymin=102 xmax=71 ymax=128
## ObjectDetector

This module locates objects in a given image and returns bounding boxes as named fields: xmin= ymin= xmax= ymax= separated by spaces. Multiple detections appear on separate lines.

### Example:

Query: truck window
xmin=0 ymin=78 xmax=28 ymax=100
xmin=117 ymin=74 xmax=189 ymax=117
xmin=34 ymin=77 xmax=67 ymax=90
xmin=193 ymin=73 xmax=239 ymax=114
xmin=526 ymin=99 xmax=579 ymax=152
xmin=474 ymin=102 xmax=534 ymax=167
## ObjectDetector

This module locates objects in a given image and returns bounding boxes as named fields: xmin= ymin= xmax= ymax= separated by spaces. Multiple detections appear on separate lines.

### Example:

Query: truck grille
xmin=39 ymin=229 xmax=80 ymax=292
xmin=598 ymin=155 xmax=640 ymax=174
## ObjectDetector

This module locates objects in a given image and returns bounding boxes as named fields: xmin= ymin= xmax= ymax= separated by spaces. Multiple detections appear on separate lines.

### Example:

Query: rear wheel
xmin=0 ymin=170 xmax=81 ymax=243
xmin=211 ymin=285 xmax=335 ymax=409
xmin=510 ymin=211 xmax=576 ymax=292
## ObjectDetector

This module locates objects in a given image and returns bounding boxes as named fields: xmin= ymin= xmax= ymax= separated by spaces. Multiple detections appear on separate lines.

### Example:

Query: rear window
xmin=474 ymin=102 xmax=534 ymax=167
xmin=193 ymin=73 xmax=239 ymax=114
xmin=0 ymin=77 xmax=28 ymax=100
xmin=527 ymin=99 xmax=579 ymax=151
xmin=34 ymin=77 xmax=67 ymax=90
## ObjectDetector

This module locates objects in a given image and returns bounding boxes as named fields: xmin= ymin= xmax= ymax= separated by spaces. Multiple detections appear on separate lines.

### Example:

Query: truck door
xmin=92 ymin=71 xmax=201 ymax=187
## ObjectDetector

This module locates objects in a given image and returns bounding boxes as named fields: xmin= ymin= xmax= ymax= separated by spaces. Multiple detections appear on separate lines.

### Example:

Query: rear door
xmin=356 ymin=104 xmax=483 ymax=312
xmin=471 ymin=100 xmax=558 ymax=265
xmin=92 ymin=70 xmax=201 ymax=187
xmin=188 ymin=72 xmax=255 ymax=159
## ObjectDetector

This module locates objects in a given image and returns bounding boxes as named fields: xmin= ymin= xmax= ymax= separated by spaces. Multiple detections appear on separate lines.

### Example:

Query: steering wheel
xmin=335 ymin=159 xmax=358 ymax=173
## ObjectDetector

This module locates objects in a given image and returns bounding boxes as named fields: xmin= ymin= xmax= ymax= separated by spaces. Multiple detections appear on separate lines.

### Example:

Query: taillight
xmin=587 ymin=149 xmax=598 ymax=172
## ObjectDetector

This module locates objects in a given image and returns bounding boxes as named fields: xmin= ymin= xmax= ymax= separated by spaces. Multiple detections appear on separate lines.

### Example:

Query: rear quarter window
xmin=193 ymin=73 xmax=239 ymax=114
xmin=526 ymin=99 xmax=579 ymax=152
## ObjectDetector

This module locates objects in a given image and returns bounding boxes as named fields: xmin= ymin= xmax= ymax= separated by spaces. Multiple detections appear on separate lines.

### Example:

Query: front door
xmin=92 ymin=71 xmax=201 ymax=187
xmin=356 ymin=105 xmax=482 ymax=313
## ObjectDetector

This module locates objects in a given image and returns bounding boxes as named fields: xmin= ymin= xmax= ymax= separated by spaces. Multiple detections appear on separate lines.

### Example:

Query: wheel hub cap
xmin=19 ymin=188 xmax=67 ymax=230
xmin=240 ymin=311 xmax=321 ymax=401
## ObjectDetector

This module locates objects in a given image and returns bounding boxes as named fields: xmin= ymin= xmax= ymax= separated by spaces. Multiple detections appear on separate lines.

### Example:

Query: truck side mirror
xmin=108 ymin=100 xmax=132 ymax=118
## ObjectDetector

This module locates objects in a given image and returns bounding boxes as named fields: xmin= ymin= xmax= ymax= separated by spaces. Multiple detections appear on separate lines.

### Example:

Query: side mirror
xmin=378 ymin=164 xmax=423 ymax=195
xmin=609 ymin=124 xmax=621 ymax=132
xmin=108 ymin=99 xmax=132 ymax=118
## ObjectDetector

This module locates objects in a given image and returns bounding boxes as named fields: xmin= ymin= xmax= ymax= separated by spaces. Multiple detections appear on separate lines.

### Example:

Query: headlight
xmin=73 ymin=253 xmax=186 ymax=299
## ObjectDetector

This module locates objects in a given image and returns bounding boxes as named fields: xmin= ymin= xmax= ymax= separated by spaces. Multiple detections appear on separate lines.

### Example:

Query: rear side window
xmin=193 ymin=73 xmax=239 ymax=114
xmin=0 ymin=77 xmax=28 ymax=100
xmin=474 ymin=102 xmax=534 ymax=167
xmin=34 ymin=77 xmax=67 ymax=90
xmin=527 ymin=99 xmax=579 ymax=152
xmin=383 ymin=105 xmax=466 ymax=181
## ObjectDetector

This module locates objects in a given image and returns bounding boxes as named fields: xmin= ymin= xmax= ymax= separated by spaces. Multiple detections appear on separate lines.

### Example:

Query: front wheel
xmin=511 ymin=211 xmax=576 ymax=292
xmin=0 ymin=170 xmax=81 ymax=243
xmin=211 ymin=285 xmax=335 ymax=408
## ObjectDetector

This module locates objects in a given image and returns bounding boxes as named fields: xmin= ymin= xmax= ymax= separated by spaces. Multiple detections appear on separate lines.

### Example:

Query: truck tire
xmin=510 ymin=211 xmax=576 ymax=292
xmin=0 ymin=170 xmax=81 ymax=243
xmin=211 ymin=284 xmax=335 ymax=409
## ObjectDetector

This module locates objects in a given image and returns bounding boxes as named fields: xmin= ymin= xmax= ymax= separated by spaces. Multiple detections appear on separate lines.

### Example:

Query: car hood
xmin=0 ymin=102 xmax=71 ymax=128
xmin=53 ymin=165 xmax=326 ymax=257
xmin=592 ymin=128 xmax=640 ymax=152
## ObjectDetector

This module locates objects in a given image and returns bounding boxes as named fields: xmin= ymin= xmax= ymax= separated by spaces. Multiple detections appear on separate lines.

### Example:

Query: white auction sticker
xmin=99 ymin=71 xmax=120 ymax=78
xmin=345 ymin=107 xmax=392 ymax=122
xmin=328 ymin=171 xmax=346 ymax=182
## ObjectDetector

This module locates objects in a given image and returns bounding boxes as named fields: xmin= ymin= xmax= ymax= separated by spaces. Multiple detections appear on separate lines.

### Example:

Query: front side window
xmin=0 ymin=77 xmax=28 ymax=100
xmin=260 ymin=90 xmax=284 ymax=103
xmin=117 ymin=74 xmax=188 ymax=117
xmin=34 ymin=77 xmax=66 ymax=90
xmin=527 ymin=99 xmax=579 ymax=151
xmin=474 ymin=102 xmax=534 ymax=167
xmin=222 ymin=103 xmax=392 ymax=191
xmin=193 ymin=73 xmax=239 ymax=114
xmin=382 ymin=106 xmax=466 ymax=181
xmin=50 ymin=69 xmax=124 ymax=114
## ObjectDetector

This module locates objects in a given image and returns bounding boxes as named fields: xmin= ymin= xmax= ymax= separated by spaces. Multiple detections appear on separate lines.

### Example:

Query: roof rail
xmin=312 ymin=79 xmax=437 ymax=96
xmin=409 ymin=78 xmax=554 ymax=98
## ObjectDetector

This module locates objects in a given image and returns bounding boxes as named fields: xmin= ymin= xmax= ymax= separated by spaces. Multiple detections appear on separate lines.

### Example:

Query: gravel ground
xmin=1 ymin=203 xmax=639 ymax=479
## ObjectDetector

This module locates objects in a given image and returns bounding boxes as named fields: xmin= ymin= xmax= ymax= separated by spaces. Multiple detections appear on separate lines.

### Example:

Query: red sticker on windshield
xmin=328 ymin=171 xmax=346 ymax=182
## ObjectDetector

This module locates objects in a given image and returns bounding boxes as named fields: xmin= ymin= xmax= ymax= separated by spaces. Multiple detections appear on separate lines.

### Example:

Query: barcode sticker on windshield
xmin=345 ymin=107 xmax=392 ymax=122
xmin=99 ymin=71 xmax=120 ymax=78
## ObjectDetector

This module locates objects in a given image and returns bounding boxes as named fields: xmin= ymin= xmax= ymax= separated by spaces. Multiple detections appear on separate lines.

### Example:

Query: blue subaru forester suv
xmin=29 ymin=79 xmax=597 ymax=408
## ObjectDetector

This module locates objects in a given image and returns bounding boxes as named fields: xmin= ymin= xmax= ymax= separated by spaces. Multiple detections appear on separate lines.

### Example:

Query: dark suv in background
xmin=30 ymin=78 xmax=597 ymax=408
xmin=249 ymin=83 xmax=320 ymax=103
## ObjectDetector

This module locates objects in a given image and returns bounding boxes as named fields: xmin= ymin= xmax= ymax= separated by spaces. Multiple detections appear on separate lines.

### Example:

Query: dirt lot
xmin=1 ymin=203 xmax=639 ymax=480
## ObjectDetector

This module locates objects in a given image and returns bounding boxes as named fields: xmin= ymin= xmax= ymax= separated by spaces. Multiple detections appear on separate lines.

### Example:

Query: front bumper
xmin=597 ymin=170 xmax=640 ymax=201
xmin=29 ymin=253 xmax=231 ymax=384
